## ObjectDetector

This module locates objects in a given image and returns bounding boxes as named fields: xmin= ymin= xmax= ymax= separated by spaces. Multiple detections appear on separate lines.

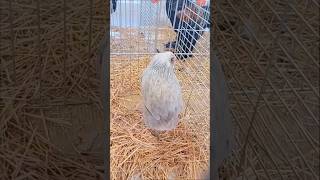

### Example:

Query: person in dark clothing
xmin=164 ymin=0 xmax=210 ymax=60
xmin=111 ymin=0 xmax=117 ymax=13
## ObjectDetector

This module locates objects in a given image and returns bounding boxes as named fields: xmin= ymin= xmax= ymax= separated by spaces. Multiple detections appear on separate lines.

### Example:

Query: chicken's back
xmin=141 ymin=67 xmax=183 ymax=131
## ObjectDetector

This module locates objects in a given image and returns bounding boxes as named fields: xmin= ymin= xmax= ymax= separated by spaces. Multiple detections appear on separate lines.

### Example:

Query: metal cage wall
xmin=110 ymin=0 xmax=211 ymax=179
xmin=110 ymin=2 xmax=211 ymax=139
xmin=1 ymin=0 xmax=317 ymax=179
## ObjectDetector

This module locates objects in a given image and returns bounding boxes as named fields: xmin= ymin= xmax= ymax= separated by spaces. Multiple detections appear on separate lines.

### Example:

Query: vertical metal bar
xmin=154 ymin=1 xmax=161 ymax=52
xmin=129 ymin=0 xmax=132 ymax=87
xmin=138 ymin=0 xmax=143 ymax=72
xmin=119 ymin=0 xmax=122 ymax=60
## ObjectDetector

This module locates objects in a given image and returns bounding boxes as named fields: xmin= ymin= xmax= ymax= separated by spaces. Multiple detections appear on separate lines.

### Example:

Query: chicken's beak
xmin=171 ymin=56 xmax=177 ymax=65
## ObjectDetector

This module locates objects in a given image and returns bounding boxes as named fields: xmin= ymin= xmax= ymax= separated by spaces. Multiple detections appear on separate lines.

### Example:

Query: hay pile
xmin=215 ymin=0 xmax=319 ymax=178
xmin=110 ymin=57 xmax=209 ymax=180
xmin=0 ymin=0 xmax=107 ymax=179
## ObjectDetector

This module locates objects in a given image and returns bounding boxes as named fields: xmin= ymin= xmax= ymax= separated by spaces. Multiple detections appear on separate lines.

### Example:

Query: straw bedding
xmin=0 ymin=0 xmax=107 ymax=179
xmin=110 ymin=57 xmax=210 ymax=180
xmin=0 ymin=0 xmax=211 ymax=179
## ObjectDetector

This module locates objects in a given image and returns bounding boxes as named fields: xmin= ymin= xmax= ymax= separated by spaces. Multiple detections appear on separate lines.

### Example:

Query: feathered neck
xmin=149 ymin=61 xmax=175 ymax=79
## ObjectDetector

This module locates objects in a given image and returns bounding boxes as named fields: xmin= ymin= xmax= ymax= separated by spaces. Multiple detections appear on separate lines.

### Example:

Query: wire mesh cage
xmin=110 ymin=0 xmax=210 ymax=179
xmin=214 ymin=0 xmax=319 ymax=179
xmin=0 ymin=0 xmax=318 ymax=179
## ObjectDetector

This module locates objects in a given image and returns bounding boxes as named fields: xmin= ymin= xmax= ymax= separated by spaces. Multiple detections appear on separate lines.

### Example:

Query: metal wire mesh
xmin=214 ymin=0 xmax=319 ymax=179
xmin=110 ymin=0 xmax=210 ymax=178
xmin=111 ymin=0 xmax=210 ymax=136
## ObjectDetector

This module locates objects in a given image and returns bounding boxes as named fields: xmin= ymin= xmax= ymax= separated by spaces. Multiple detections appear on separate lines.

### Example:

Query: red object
xmin=197 ymin=0 xmax=206 ymax=6
xmin=151 ymin=0 xmax=160 ymax=4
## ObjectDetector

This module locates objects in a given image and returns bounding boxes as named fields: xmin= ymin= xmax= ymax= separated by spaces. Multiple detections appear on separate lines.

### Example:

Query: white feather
xmin=141 ymin=52 xmax=183 ymax=131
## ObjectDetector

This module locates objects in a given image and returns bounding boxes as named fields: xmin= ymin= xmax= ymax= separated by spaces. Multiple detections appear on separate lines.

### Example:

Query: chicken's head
xmin=149 ymin=51 xmax=177 ymax=69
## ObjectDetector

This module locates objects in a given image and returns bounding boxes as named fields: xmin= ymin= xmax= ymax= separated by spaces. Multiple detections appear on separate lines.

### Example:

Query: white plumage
xmin=141 ymin=52 xmax=183 ymax=133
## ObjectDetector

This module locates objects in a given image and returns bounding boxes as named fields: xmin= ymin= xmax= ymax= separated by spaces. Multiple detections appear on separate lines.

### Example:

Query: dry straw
xmin=110 ymin=57 xmax=209 ymax=180
xmin=1 ymin=0 xmax=107 ymax=179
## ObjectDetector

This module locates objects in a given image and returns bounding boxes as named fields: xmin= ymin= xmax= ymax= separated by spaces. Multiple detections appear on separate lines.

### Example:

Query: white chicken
xmin=140 ymin=52 xmax=184 ymax=139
